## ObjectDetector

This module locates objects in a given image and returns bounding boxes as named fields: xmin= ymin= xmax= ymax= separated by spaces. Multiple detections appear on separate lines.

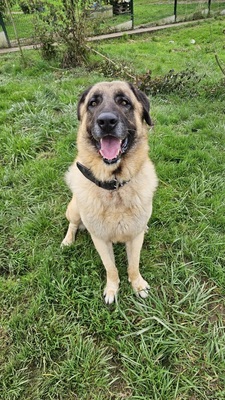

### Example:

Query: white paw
xmin=131 ymin=276 xmax=150 ymax=298
xmin=103 ymin=285 xmax=119 ymax=305
xmin=60 ymin=238 xmax=73 ymax=248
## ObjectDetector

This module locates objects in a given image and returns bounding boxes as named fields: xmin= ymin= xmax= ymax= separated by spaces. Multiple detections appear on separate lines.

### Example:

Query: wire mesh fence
xmin=1 ymin=0 xmax=225 ymax=47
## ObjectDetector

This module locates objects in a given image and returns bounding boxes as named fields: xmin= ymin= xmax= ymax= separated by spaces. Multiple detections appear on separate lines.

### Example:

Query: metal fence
xmin=1 ymin=0 xmax=225 ymax=47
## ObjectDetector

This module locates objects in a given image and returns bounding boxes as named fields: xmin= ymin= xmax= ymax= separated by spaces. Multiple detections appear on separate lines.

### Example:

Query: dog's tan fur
xmin=62 ymin=81 xmax=158 ymax=304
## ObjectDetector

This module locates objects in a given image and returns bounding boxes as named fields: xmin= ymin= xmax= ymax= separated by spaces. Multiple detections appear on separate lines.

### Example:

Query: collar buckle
xmin=113 ymin=178 xmax=120 ymax=190
xmin=76 ymin=162 xmax=129 ymax=191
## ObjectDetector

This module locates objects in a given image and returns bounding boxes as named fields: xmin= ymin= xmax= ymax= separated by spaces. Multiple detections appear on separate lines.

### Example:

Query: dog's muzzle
xmin=94 ymin=112 xmax=128 ymax=164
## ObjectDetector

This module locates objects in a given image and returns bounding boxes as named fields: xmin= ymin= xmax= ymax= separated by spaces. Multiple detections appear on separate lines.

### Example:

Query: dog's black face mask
xmin=78 ymin=82 xmax=152 ymax=165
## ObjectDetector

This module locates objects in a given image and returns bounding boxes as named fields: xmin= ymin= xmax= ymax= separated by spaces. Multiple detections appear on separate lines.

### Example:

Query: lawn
xmin=1 ymin=18 xmax=225 ymax=399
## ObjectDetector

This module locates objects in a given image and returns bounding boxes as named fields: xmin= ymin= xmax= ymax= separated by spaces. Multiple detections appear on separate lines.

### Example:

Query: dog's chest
xmin=79 ymin=187 xmax=150 ymax=242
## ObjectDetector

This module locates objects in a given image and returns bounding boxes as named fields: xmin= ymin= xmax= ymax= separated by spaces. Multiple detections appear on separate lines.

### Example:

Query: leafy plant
xmin=19 ymin=1 xmax=44 ymax=14
xmin=205 ymin=77 xmax=225 ymax=99
xmin=33 ymin=0 xmax=92 ymax=67
xmin=0 ymin=0 xmax=16 ymax=17
xmin=136 ymin=68 xmax=202 ymax=96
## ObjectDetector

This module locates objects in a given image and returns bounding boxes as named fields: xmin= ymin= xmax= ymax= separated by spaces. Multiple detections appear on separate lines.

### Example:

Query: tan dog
xmin=62 ymin=81 xmax=158 ymax=304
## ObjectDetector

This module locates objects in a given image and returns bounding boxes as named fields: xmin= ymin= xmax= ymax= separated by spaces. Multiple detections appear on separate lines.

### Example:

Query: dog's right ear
xmin=77 ymin=86 xmax=93 ymax=121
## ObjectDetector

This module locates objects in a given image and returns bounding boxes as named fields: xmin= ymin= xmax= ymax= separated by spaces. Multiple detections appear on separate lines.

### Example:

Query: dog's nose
xmin=97 ymin=112 xmax=118 ymax=132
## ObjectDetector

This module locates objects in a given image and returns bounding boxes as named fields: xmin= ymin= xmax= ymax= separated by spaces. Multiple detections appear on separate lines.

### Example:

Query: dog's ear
xmin=77 ymin=86 xmax=93 ymax=121
xmin=128 ymin=83 xmax=153 ymax=126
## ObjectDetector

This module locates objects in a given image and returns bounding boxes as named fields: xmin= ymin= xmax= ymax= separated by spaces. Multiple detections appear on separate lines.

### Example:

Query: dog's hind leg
xmin=90 ymin=234 xmax=120 ymax=304
xmin=61 ymin=195 xmax=81 ymax=247
xmin=126 ymin=231 xmax=150 ymax=298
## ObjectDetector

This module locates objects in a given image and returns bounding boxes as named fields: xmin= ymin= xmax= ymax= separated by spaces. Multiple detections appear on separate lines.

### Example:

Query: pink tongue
xmin=99 ymin=136 xmax=121 ymax=160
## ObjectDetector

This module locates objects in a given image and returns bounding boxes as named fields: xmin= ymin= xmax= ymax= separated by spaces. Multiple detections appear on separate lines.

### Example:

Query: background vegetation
xmin=0 ymin=17 xmax=225 ymax=400
xmin=4 ymin=0 xmax=225 ymax=41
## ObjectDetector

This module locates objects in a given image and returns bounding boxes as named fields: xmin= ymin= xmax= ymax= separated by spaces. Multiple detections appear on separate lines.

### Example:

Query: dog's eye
xmin=116 ymin=97 xmax=131 ymax=108
xmin=88 ymin=95 xmax=102 ymax=108
xmin=89 ymin=100 xmax=98 ymax=107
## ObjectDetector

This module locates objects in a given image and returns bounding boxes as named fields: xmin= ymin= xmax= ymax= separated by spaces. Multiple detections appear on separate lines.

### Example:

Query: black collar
xmin=76 ymin=162 xmax=130 ymax=191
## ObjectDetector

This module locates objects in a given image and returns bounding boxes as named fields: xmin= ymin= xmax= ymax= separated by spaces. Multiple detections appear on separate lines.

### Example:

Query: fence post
xmin=208 ymin=0 xmax=211 ymax=15
xmin=130 ymin=0 xmax=134 ymax=29
xmin=174 ymin=0 xmax=177 ymax=22
xmin=0 ymin=12 xmax=11 ymax=47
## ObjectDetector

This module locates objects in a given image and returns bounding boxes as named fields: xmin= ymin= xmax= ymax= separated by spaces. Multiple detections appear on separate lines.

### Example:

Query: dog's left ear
xmin=129 ymin=83 xmax=153 ymax=126
xmin=77 ymin=86 xmax=93 ymax=121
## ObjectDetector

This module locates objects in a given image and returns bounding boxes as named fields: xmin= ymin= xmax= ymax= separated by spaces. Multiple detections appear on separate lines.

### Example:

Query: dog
xmin=62 ymin=81 xmax=158 ymax=304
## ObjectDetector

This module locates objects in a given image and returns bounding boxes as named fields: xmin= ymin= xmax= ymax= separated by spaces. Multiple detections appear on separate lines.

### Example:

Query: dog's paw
xmin=103 ymin=285 xmax=119 ymax=305
xmin=131 ymin=276 xmax=150 ymax=299
xmin=60 ymin=238 xmax=73 ymax=248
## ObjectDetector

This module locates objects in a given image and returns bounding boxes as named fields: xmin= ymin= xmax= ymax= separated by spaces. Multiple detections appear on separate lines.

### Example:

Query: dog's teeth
xmin=121 ymin=137 xmax=128 ymax=153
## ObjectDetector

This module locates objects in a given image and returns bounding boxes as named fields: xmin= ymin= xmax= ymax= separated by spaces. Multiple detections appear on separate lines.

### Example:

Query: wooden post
xmin=130 ymin=0 xmax=134 ymax=29
xmin=0 ymin=12 xmax=11 ymax=47
xmin=174 ymin=0 xmax=177 ymax=22
xmin=208 ymin=0 xmax=211 ymax=15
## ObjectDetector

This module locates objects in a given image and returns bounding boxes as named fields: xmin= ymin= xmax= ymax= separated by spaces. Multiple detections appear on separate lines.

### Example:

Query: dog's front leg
xmin=91 ymin=234 xmax=119 ymax=304
xmin=61 ymin=195 xmax=81 ymax=247
xmin=126 ymin=231 xmax=150 ymax=298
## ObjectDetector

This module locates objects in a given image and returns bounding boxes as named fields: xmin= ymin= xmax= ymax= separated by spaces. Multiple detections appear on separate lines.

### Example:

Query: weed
xmin=136 ymin=68 xmax=202 ymax=96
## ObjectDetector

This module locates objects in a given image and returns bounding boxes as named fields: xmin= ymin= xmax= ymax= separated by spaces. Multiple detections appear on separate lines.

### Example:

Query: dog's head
xmin=77 ymin=81 xmax=152 ymax=165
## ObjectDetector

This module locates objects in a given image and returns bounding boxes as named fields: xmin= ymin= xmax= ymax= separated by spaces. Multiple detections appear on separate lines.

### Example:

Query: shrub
xmin=33 ymin=0 xmax=91 ymax=67
xmin=136 ymin=68 xmax=202 ymax=96
xmin=0 ymin=0 xmax=16 ymax=17
xmin=19 ymin=1 xmax=44 ymax=14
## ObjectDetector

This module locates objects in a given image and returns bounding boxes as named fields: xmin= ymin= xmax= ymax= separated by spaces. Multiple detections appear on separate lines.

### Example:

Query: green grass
xmin=5 ymin=12 xmax=35 ymax=42
xmin=1 ymin=19 xmax=225 ymax=399
xmin=98 ymin=18 xmax=225 ymax=77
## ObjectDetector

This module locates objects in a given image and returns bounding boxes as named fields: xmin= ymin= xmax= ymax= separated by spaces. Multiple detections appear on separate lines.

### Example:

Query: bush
xmin=19 ymin=1 xmax=44 ymax=14
xmin=136 ymin=68 xmax=202 ymax=96
xmin=0 ymin=0 xmax=16 ymax=17
xmin=33 ymin=0 xmax=92 ymax=67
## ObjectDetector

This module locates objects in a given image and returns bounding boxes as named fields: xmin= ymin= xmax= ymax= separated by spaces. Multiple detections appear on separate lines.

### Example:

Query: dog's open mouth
xmin=99 ymin=136 xmax=128 ymax=164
